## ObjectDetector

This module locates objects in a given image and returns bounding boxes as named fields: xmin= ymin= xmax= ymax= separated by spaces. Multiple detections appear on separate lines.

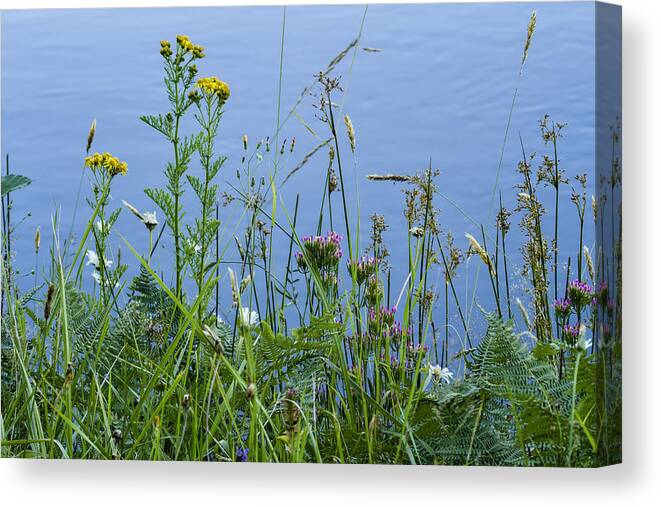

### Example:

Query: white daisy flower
xmin=239 ymin=307 xmax=259 ymax=327
xmin=86 ymin=250 xmax=100 ymax=268
xmin=576 ymin=335 xmax=592 ymax=353
xmin=122 ymin=200 xmax=159 ymax=231
xmin=429 ymin=364 xmax=454 ymax=384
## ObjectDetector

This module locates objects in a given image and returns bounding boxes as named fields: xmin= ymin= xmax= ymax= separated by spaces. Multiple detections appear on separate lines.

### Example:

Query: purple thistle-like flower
xmin=553 ymin=298 xmax=572 ymax=319
xmin=563 ymin=323 xmax=581 ymax=340
xmin=567 ymin=279 xmax=593 ymax=308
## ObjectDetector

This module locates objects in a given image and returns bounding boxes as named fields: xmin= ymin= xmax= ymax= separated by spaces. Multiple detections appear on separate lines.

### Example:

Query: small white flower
xmin=429 ymin=364 xmax=453 ymax=384
xmin=91 ymin=270 xmax=118 ymax=289
xmin=142 ymin=211 xmax=158 ymax=230
xmin=409 ymin=226 xmax=424 ymax=238
xmin=122 ymin=200 xmax=158 ymax=231
xmin=86 ymin=250 xmax=99 ymax=268
xmin=239 ymin=307 xmax=259 ymax=327
xmin=576 ymin=335 xmax=592 ymax=353
xmin=95 ymin=220 xmax=105 ymax=234
xmin=85 ymin=249 xmax=113 ymax=270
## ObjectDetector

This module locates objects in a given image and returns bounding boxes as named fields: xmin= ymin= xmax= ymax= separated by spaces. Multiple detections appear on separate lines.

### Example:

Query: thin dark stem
xmin=326 ymin=91 xmax=352 ymax=261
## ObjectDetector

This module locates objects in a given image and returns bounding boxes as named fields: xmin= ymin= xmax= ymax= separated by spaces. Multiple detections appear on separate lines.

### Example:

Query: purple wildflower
xmin=553 ymin=298 xmax=572 ymax=319
xmin=236 ymin=447 xmax=249 ymax=462
xmin=563 ymin=323 xmax=581 ymax=341
xmin=567 ymin=279 xmax=593 ymax=309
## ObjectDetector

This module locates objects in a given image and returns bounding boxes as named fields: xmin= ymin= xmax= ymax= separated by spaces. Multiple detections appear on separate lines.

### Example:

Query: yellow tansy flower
xmin=197 ymin=76 xmax=230 ymax=102
xmin=85 ymin=152 xmax=128 ymax=177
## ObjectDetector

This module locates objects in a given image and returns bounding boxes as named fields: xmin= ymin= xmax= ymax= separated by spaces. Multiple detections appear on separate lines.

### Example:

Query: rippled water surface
xmin=2 ymin=2 xmax=598 ymax=338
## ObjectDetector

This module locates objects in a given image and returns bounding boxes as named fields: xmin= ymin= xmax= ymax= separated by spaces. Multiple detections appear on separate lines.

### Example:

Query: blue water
xmin=1 ymin=2 xmax=598 ymax=348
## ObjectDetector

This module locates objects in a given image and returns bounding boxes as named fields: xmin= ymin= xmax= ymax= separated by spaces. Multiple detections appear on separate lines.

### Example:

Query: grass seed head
xmin=86 ymin=118 xmax=96 ymax=154
xmin=344 ymin=113 xmax=356 ymax=153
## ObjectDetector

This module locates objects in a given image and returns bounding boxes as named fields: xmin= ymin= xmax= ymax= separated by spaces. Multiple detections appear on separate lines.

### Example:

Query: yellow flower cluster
xmin=160 ymin=40 xmax=172 ymax=58
xmin=85 ymin=152 xmax=128 ymax=177
xmin=176 ymin=35 xmax=205 ymax=59
xmin=197 ymin=76 xmax=231 ymax=102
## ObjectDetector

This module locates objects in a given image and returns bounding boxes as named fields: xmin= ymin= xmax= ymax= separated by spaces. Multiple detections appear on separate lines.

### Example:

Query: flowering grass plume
xmin=465 ymin=232 xmax=494 ymax=276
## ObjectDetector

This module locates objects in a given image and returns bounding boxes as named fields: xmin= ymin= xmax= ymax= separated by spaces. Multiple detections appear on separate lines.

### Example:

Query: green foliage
xmin=1 ymin=174 xmax=32 ymax=196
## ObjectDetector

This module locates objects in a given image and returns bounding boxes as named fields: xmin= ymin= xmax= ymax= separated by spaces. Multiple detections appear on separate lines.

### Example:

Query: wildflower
xmin=175 ymin=35 xmax=204 ymax=58
xmin=344 ymin=114 xmax=356 ymax=153
xmin=84 ymin=152 xmax=128 ymax=177
xmin=567 ymin=279 xmax=592 ymax=309
xmin=187 ymin=89 xmax=202 ymax=103
xmin=410 ymin=226 xmax=424 ymax=238
xmin=553 ymin=298 xmax=572 ymax=320
xmin=367 ymin=306 xmax=397 ymax=336
xmin=576 ymin=335 xmax=592 ymax=353
xmin=95 ymin=220 xmax=103 ymax=233
xmin=197 ymin=76 xmax=230 ymax=102
xmin=182 ymin=393 xmax=191 ymax=409
xmin=365 ymin=275 xmax=384 ymax=307
xmin=160 ymin=39 xmax=172 ymax=58
xmin=142 ymin=212 xmax=158 ymax=230
xmin=235 ymin=447 xmax=249 ymax=462
xmin=346 ymin=256 xmax=378 ymax=285
xmin=428 ymin=364 xmax=453 ymax=384
xmin=85 ymin=250 xmax=112 ymax=270
xmin=407 ymin=342 xmax=429 ymax=360
xmin=239 ymin=307 xmax=259 ymax=327
xmin=121 ymin=200 xmax=158 ymax=231
xmin=246 ymin=383 xmax=256 ymax=401
xmin=295 ymin=231 xmax=343 ymax=274
xmin=563 ymin=323 xmax=581 ymax=342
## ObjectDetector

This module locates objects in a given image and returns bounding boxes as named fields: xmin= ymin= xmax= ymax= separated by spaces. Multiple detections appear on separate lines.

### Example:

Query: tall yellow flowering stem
xmin=142 ymin=36 xmax=205 ymax=299
xmin=191 ymin=76 xmax=229 ymax=318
